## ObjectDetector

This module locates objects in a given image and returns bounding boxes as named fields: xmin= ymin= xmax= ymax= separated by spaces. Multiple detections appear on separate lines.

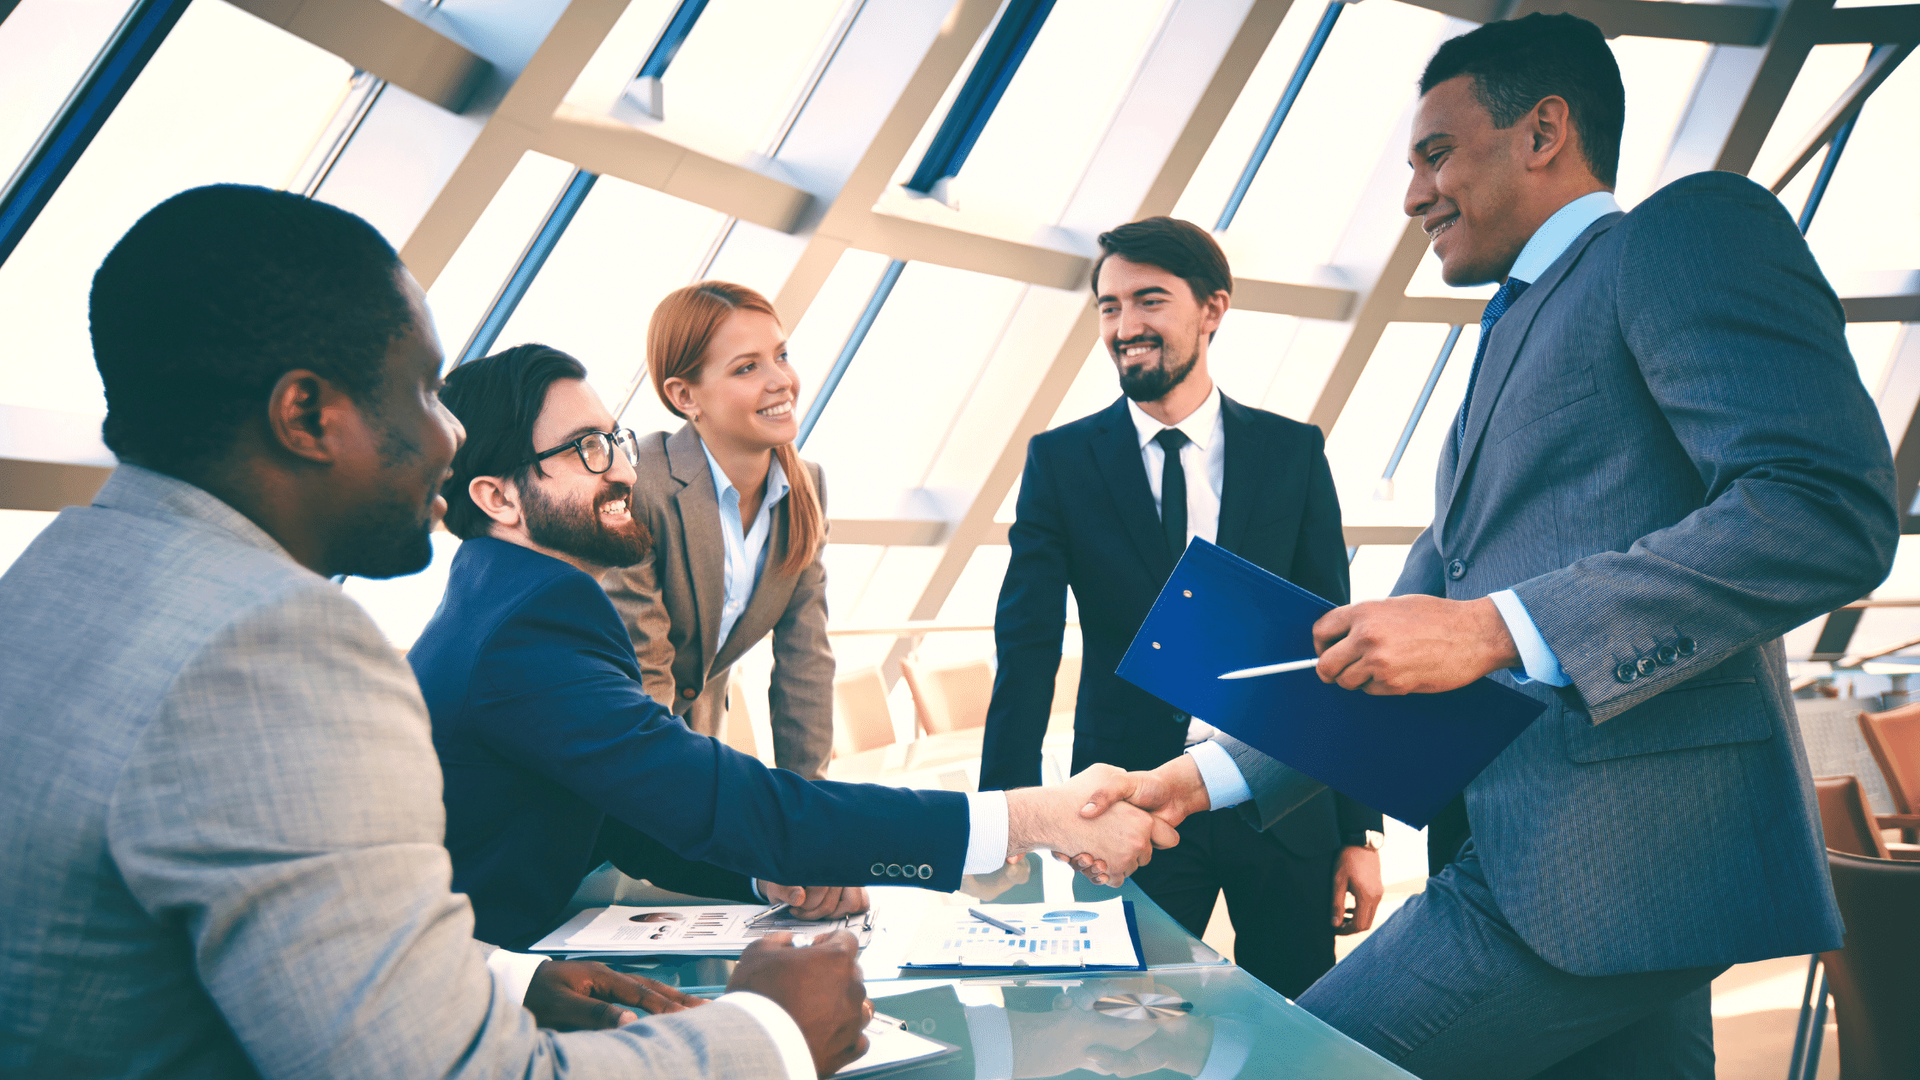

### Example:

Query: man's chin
xmin=338 ymin=529 xmax=436 ymax=580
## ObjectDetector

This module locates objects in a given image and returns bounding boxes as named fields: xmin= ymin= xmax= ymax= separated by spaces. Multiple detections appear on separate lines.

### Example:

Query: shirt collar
xmin=701 ymin=439 xmax=789 ymax=510
xmin=1507 ymin=190 xmax=1621 ymax=285
xmin=1128 ymin=383 xmax=1222 ymax=452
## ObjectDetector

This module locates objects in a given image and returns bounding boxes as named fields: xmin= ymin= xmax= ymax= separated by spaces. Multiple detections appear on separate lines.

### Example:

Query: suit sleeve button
xmin=1447 ymin=559 xmax=1468 ymax=581
xmin=681 ymin=687 xmax=698 ymax=699
xmin=871 ymin=863 xmax=885 ymax=876
xmin=1614 ymin=662 xmax=1637 ymax=684
xmin=1635 ymin=656 xmax=1658 ymax=677
xmin=918 ymin=865 xmax=933 ymax=879
xmin=886 ymin=864 xmax=902 ymax=877
xmin=1655 ymin=644 xmax=1678 ymax=665
xmin=1675 ymin=636 xmax=1696 ymax=658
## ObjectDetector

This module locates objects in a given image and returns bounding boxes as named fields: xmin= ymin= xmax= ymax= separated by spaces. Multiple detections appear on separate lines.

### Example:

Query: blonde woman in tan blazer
xmin=603 ymin=282 xmax=834 ymax=779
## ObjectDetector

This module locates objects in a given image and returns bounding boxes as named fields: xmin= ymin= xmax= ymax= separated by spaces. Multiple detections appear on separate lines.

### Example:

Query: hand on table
xmin=1311 ymin=594 xmax=1518 ymax=695
xmin=1005 ymin=764 xmax=1182 ymax=887
xmin=727 ymin=929 xmax=869 ymax=1078
xmin=755 ymin=882 xmax=869 ymax=920
xmin=1332 ymin=844 xmax=1383 ymax=934
xmin=523 ymin=959 xmax=705 ymax=1030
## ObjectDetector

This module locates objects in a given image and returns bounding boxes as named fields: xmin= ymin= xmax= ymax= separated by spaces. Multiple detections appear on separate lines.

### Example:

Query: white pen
xmin=1217 ymin=657 xmax=1319 ymax=679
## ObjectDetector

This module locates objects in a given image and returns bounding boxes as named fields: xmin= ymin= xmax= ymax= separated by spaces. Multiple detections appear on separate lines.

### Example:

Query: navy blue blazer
xmin=979 ymin=394 xmax=1380 ymax=856
xmin=410 ymin=538 xmax=970 ymax=948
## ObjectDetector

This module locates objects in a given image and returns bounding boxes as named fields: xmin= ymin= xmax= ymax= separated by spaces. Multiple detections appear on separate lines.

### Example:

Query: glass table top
xmin=857 ymin=964 xmax=1416 ymax=1079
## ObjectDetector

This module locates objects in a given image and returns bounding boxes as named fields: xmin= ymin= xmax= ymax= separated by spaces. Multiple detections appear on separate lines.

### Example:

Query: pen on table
xmin=871 ymin=1010 xmax=909 ymax=1030
xmin=968 ymin=907 xmax=1026 ymax=935
xmin=1217 ymin=657 xmax=1319 ymax=680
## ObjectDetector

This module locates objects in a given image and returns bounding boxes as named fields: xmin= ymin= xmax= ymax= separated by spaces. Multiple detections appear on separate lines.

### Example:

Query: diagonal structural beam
xmin=1399 ymin=0 xmax=1776 ymax=45
xmin=224 ymin=0 xmax=492 ymax=113
xmin=1767 ymin=42 xmax=1915 ymax=194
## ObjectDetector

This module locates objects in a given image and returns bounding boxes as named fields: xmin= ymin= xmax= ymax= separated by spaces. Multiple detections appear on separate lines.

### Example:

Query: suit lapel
xmin=666 ymin=423 xmax=727 ymax=673
xmin=1215 ymin=393 xmax=1265 ymax=555
xmin=1089 ymin=397 xmax=1172 ymax=578
xmin=1440 ymin=215 xmax=1619 ymax=542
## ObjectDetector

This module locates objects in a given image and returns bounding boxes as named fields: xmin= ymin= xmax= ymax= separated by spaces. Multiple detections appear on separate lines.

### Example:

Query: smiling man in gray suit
xmin=1075 ymin=14 xmax=1898 ymax=1079
xmin=0 ymin=185 xmax=869 ymax=1079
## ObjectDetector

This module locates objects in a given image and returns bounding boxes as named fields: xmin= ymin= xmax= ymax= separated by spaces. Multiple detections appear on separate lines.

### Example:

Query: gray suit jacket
xmin=1228 ymin=172 xmax=1897 ymax=977
xmin=603 ymin=424 xmax=834 ymax=778
xmin=0 ymin=466 xmax=784 ymax=1078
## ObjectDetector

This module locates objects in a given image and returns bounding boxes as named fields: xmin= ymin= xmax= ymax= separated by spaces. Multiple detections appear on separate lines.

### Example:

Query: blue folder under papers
xmin=1115 ymin=539 xmax=1547 ymax=829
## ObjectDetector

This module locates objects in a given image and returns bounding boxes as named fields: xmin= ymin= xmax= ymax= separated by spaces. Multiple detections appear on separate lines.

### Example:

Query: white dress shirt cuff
xmin=1488 ymin=589 xmax=1571 ymax=687
xmin=964 ymin=1004 xmax=1015 ymax=1080
xmin=714 ymin=992 xmax=815 ymax=1080
xmin=485 ymin=948 xmax=548 ymax=1012
xmin=964 ymin=791 xmax=1011 ymax=874
xmin=1184 ymin=740 xmax=1251 ymax=810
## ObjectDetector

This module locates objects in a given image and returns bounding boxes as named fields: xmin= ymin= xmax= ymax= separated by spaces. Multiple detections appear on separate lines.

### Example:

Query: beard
xmin=1113 ymin=332 xmax=1202 ymax=402
xmin=523 ymin=477 xmax=651 ymax=570
xmin=332 ymin=488 xmax=438 ymax=579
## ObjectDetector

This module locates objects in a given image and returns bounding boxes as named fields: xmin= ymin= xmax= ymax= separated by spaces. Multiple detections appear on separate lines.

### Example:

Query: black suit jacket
xmin=980 ymin=393 xmax=1379 ymax=856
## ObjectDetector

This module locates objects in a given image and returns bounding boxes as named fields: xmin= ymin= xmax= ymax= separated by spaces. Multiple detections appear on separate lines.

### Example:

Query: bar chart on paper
xmin=901 ymin=898 xmax=1142 ymax=971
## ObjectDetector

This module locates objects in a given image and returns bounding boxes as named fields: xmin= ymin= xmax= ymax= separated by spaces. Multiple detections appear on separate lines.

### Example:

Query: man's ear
xmin=468 ymin=474 xmax=522 ymax=529
xmin=265 ymin=369 xmax=349 ymax=465
xmin=1201 ymin=289 xmax=1231 ymax=335
xmin=1525 ymin=95 xmax=1574 ymax=169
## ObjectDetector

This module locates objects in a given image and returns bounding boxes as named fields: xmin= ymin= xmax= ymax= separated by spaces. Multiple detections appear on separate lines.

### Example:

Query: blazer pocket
xmin=1488 ymin=363 xmax=1598 ymax=446
xmin=1563 ymin=675 xmax=1771 ymax=763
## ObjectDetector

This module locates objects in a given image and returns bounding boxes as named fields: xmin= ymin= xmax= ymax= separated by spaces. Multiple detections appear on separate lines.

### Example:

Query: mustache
xmin=595 ymin=481 xmax=632 ymax=508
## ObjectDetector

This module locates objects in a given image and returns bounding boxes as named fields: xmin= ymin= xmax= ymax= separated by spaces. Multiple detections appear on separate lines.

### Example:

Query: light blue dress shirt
xmin=1185 ymin=191 xmax=1622 ymax=810
xmin=702 ymin=441 xmax=791 ymax=650
xmin=1483 ymin=190 xmax=1619 ymax=689
xmin=699 ymin=439 xmax=1013 ymax=872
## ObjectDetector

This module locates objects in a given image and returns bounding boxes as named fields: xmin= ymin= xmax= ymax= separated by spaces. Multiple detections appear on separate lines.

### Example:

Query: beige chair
xmin=1858 ymin=703 xmax=1920 ymax=844
xmin=831 ymin=666 xmax=897 ymax=759
xmin=900 ymin=657 xmax=993 ymax=735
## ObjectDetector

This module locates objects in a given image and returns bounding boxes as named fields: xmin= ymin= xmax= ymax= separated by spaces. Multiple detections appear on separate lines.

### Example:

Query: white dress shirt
xmin=1128 ymin=384 xmax=1225 ymax=547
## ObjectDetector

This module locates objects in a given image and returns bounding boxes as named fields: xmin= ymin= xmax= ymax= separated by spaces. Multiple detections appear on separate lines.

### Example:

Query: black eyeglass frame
xmin=525 ymin=427 xmax=640 ymax=475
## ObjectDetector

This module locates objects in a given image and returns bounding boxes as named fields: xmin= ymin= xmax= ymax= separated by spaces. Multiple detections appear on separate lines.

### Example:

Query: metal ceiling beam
xmin=535 ymin=104 xmax=815 ymax=233
xmin=224 ymin=0 xmax=492 ymax=113
xmin=1398 ymin=0 xmax=1776 ymax=45
xmin=1767 ymin=41 xmax=1915 ymax=195
xmin=1818 ymin=4 xmax=1920 ymax=44
xmin=1233 ymin=276 xmax=1356 ymax=321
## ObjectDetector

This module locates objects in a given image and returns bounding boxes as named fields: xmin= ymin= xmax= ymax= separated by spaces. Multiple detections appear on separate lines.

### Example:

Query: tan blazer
xmin=603 ymin=424 xmax=834 ymax=778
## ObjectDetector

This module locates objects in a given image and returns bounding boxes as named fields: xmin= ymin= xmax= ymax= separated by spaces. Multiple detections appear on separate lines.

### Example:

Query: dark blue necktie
xmin=1154 ymin=428 xmax=1190 ymax=560
xmin=1456 ymin=277 xmax=1531 ymax=450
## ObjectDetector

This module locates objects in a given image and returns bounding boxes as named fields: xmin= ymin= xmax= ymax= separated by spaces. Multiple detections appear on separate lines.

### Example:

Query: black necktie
xmin=1154 ymin=428 xmax=1190 ymax=560
xmin=1456 ymin=277 xmax=1531 ymax=451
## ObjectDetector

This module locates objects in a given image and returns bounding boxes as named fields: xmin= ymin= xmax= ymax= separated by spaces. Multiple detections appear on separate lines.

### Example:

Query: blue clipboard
xmin=1115 ymin=540 xmax=1546 ymax=829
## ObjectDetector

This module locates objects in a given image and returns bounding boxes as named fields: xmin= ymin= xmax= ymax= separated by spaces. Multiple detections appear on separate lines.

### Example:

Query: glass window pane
xmin=1789 ymin=45 xmax=1920 ymax=285
xmin=799 ymin=261 xmax=1027 ymax=501
xmin=424 ymin=151 xmax=579 ymax=358
xmin=489 ymin=175 xmax=730 ymax=429
xmin=0 ymin=509 xmax=59 ymax=580
xmin=1171 ymin=0 xmax=1450 ymax=278
xmin=0 ymin=0 xmax=137 ymax=180
xmin=895 ymin=0 xmax=1174 ymax=227
xmin=568 ymin=0 xmax=854 ymax=155
xmin=1324 ymin=321 xmax=1481 ymax=527
xmin=0 ymin=0 xmax=352 ymax=416
xmin=1349 ymin=544 xmax=1412 ymax=602
xmin=340 ymin=532 xmax=463 ymax=649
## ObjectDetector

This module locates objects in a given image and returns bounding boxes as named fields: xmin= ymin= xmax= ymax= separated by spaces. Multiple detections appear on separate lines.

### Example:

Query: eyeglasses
xmin=526 ymin=428 xmax=640 ymax=475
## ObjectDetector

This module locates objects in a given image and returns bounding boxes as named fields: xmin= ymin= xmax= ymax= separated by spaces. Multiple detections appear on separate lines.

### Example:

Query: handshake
xmin=1001 ymin=756 xmax=1212 ymax=886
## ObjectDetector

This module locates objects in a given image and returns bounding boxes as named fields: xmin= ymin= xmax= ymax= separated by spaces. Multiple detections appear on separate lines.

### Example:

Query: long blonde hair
xmin=647 ymin=281 xmax=824 ymax=577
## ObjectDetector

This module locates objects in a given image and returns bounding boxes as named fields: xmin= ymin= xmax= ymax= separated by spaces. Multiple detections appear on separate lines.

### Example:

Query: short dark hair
xmin=1419 ymin=13 xmax=1625 ymax=187
xmin=437 ymin=343 xmax=587 ymax=540
xmin=90 ymin=184 xmax=413 ymax=478
xmin=1091 ymin=217 xmax=1233 ymax=304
